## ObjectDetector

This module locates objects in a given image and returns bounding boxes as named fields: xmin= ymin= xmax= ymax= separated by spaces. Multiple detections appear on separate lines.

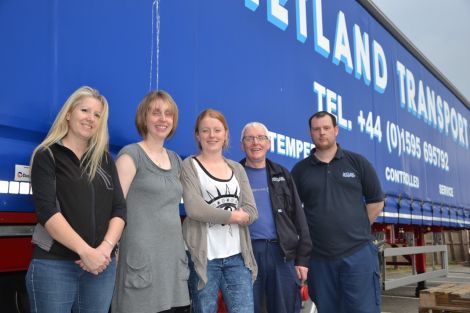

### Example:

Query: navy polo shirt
xmin=292 ymin=145 xmax=384 ymax=260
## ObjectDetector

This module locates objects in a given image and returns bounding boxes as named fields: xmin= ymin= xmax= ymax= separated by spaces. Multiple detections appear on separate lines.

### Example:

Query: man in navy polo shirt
xmin=240 ymin=122 xmax=312 ymax=313
xmin=292 ymin=111 xmax=384 ymax=313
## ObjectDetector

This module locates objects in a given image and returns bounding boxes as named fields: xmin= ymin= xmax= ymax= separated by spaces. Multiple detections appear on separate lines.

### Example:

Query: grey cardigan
xmin=181 ymin=156 xmax=258 ymax=289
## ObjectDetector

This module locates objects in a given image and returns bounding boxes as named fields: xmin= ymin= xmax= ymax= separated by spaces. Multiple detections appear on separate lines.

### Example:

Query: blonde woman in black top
xmin=26 ymin=86 xmax=126 ymax=313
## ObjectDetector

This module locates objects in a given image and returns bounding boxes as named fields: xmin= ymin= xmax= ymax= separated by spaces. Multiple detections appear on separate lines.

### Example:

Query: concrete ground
xmin=381 ymin=263 xmax=470 ymax=313
xmin=301 ymin=263 xmax=470 ymax=313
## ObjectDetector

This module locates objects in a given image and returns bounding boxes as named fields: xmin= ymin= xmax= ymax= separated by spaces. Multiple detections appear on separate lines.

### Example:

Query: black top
xmin=31 ymin=143 xmax=126 ymax=260
xmin=240 ymin=158 xmax=312 ymax=267
xmin=291 ymin=145 xmax=383 ymax=260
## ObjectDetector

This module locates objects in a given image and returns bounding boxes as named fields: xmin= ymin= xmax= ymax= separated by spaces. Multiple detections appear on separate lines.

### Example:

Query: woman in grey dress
xmin=112 ymin=91 xmax=190 ymax=313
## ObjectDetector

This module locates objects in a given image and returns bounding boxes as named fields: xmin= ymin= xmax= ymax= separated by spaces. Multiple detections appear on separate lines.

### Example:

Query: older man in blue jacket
xmin=240 ymin=122 xmax=312 ymax=313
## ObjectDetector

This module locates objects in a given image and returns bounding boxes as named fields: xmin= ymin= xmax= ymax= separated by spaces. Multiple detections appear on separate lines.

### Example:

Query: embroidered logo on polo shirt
xmin=342 ymin=172 xmax=356 ymax=178
xmin=272 ymin=177 xmax=286 ymax=182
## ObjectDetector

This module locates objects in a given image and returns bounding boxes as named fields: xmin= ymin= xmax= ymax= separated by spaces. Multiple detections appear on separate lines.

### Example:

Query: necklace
xmin=152 ymin=148 xmax=166 ymax=168
xmin=141 ymin=141 xmax=166 ymax=168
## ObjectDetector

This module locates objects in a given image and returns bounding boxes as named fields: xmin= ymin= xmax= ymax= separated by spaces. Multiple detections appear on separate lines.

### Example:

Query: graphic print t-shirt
xmin=192 ymin=158 xmax=241 ymax=260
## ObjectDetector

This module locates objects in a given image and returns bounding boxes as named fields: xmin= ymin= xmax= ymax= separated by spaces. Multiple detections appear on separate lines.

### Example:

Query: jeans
xmin=188 ymin=253 xmax=253 ymax=313
xmin=251 ymin=240 xmax=301 ymax=313
xmin=308 ymin=241 xmax=381 ymax=313
xmin=26 ymin=258 xmax=116 ymax=313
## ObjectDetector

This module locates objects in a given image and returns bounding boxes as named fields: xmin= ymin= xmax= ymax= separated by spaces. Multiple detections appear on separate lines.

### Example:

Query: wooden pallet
xmin=419 ymin=283 xmax=470 ymax=312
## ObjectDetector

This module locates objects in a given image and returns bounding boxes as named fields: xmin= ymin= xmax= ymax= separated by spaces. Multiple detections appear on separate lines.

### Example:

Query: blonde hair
xmin=30 ymin=86 xmax=110 ymax=181
xmin=135 ymin=90 xmax=179 ymax=138
xmin=194 ymin=108 xmax=230 ymax=150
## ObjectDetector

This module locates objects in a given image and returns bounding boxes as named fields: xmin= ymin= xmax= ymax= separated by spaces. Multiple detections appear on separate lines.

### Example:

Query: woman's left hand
xmin=76 ymin=243 xmax=112 ymax=275
xmin=228 ymin=208 xmax=250 ymax=225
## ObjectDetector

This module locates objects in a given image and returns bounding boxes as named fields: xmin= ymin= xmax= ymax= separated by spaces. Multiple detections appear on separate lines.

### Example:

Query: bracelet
xmin=103 ymin=239 xmax=115 ymax=248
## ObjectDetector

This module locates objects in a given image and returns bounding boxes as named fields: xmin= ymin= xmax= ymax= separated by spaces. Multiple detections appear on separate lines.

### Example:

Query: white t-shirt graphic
xmin=192 ymin=158 xmax=241 ymax=260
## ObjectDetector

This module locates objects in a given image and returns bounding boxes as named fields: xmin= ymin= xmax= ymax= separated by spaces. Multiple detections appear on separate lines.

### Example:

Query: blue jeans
xmin=252 ymin=240 xmax=301 ymax=313
xmin=308 ymin=241 xmax=381 ymax=313
xmin=188 ymin=253 xmax=253 ymax=313
xmin=26 ymin=258 xmax=116 ymax=313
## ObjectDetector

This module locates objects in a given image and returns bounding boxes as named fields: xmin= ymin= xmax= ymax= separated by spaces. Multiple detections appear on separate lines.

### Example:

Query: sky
xmin=371 ymin=0 xmax=470 ymax=105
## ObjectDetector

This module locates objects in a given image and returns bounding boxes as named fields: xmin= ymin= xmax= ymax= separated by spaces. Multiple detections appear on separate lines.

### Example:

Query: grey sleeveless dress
xmin=112 ymin=144 xmax=190 ymax=313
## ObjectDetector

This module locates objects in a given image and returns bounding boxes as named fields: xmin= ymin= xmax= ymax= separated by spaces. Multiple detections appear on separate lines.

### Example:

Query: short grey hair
xmin=240 ymin=122 xmax=270 ymax=142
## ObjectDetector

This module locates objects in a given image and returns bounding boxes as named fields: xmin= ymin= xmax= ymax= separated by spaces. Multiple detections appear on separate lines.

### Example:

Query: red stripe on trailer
xmin=0 ymin=212 xmax=36 ymax=224
xmin=0 ymin=237 xmax=32 ymax=272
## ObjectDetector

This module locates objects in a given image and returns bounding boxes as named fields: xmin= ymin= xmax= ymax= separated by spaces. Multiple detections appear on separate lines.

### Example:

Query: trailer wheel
xmin=15 ymin=288 xmax=30 ymax=313
xmin=0 ymin=272 xmax=30 ymax=313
